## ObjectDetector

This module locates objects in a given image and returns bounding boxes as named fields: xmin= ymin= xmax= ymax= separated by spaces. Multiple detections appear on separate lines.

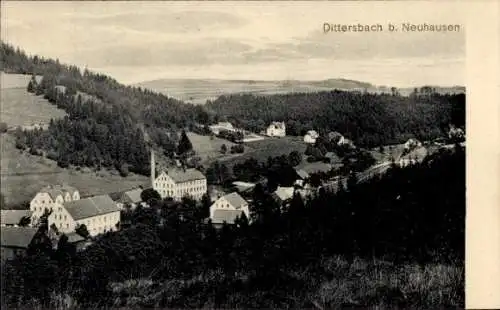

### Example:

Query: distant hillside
xmin=135 ymin=78 xmax=465 ymax=105
xmin=134 ymin=78 xmax=377 ymax=105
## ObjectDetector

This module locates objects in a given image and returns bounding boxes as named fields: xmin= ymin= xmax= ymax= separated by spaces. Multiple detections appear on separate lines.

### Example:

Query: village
xmin=0 ymin=119 xmax=465 ymax=261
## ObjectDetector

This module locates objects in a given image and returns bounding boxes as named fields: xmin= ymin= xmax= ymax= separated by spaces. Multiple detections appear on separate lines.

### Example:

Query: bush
xmin=0 ymin=122 xmax=7 ymax=133
xmin=119 ymin=164 xmax=129 ymax=177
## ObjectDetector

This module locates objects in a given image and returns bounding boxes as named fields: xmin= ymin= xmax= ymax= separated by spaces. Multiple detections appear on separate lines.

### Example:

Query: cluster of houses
xmin=1 ymin=147 xmax=332 ymax=261
xmin=3 ymin=122 xmax=459 ymax=262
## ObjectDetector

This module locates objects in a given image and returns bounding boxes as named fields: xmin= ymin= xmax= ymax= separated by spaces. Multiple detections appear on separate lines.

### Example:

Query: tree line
xmin=206 ymin=91 xmax=465 ymax=148
xmin=1 ymin=42 xmax=206 ymax=174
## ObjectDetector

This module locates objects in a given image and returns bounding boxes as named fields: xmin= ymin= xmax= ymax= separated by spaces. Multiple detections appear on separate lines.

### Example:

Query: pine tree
xmin=177 ymin=130 xmax=193 ymax=155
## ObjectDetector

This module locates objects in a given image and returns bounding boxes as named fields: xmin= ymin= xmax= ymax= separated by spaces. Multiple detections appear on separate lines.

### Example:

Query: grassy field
xmin=219 ymin=136 xmax=308 ymax=172
xmin=1 ymin=73 xmax=67 ymax=129
xmin=186 ymin=132 xmax=241 ymax=164
xmin=0 ymin=133 xmax=149 ymax=208
xmin=0 ymin=72 xmax=42 ymax=89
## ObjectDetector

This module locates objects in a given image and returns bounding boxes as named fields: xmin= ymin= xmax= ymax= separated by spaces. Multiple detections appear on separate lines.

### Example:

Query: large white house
xmin=266 ymin=121 xmax=286 ymax=137
xmin=48 ymin=195 xmax=120 ymax=237
xmin=210 ymin=192 xmax=250 ymax=227
xmin=304 ymin=130 xmax=319 ymax=144
xmin=153 ymin=168 xmax=207 ymax=201
xmin=30 ymin=185 xmax=80 ymax=227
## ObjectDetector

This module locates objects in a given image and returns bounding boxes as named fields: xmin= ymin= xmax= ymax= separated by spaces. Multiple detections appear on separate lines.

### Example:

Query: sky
xmin=1 ymin=1 xmax=466 ymax=87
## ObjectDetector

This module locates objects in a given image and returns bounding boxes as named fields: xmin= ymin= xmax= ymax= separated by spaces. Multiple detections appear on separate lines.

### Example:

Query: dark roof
xmin=64 ymin=195 xmax=119 ymax=221
xmin=296 ymin=162 xmax=332 ymax=174
xmin=1 ymin=210 xmax=32 ymax=226
xmin=65 ymin=232 xmax=86 ymax=243
xmin=1 ymin=227 xmax=39 ymax=248
xmin=122 ymin=188 xmax=143 ymax=204
xmin=108 ymin=191 xmax=124 ymax=201
xmin=221 ymin=192 xmax=247 ymax=209
xmin=165 ymin=168 xmax=206 ymax=183
xmin=212 ymin=209 xmax=244 ymax=225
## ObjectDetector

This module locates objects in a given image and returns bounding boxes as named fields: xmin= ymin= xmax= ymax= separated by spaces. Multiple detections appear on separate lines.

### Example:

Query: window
xmin=64 ymin=215 xmax=67 ymax=220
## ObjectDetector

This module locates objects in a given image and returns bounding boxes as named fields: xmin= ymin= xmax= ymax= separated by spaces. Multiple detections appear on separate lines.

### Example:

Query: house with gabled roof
xmin=30 ymin=184 xmax=80 ymax=227
xmin=266 ymin=121 xmax=286 ymax=137
xmin=210 ymin=192 xmax=250 ymax=228
xmin=111 ymin=188 xmax=145 ymax=210
xmin=153 ymin=168 xmax=207 ymax=201
xmin=48 ymin=194 xmax=120 ymax=237
xmin=1 ymin=226 xmax=39 ymax=261
xmin=304 ymin=130 xmax=319 ymax=144
xmin=1 ymin=210 xmax=32 ymax=227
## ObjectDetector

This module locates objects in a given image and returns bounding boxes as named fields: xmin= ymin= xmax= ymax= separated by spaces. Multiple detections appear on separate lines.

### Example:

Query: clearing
xmin=186 ymin=132 xmax=243 ymax=165
xmin=220 ymin=136 xmax=308 ymax=172
xmin=1 ymin=73 xmax=66 ymax=129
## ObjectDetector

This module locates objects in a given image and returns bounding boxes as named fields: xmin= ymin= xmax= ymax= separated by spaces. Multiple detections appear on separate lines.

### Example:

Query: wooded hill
xmin=1 ymin=42 xmax=210 ymax=174
xmin=207 ymin=90 xmax=465 ymax=148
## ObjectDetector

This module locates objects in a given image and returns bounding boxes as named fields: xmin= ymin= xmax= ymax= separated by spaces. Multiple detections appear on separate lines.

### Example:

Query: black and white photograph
xmin=0 ymin=1 xmax=469 ymax=309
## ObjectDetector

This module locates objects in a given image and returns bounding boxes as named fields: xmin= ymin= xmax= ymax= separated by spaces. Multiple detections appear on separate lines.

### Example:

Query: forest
xmin=1 ymin=42 xmax=209 ymax=174
xmin=1 ymin=145 xmax=465 ymax=309
xmin=206 ymin=90 xmax=465 ymax=148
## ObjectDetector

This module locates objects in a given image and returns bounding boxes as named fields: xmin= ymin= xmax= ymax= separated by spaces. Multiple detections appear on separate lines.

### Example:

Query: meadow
xmin=1 ymin=73 xmax=66 ymax=129
xmin=186 ymin=132 xmax=240 ymax=164
xmin=219 ymin=136 xmax=308 ymax=171
xmin=0 ymin=133 xmax=149 ymax=207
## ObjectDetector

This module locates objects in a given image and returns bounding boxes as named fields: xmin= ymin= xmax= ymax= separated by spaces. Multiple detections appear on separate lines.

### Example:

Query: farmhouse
xmin=30 ymin=184 xmax=80 ymax=227
xmin=328 ymin=131 xmax=345 ymax=145
xmin=266 ymin=121 xmax=286 ymax=137
xmin=48 ymin=195 xmax=120 ymax=237
xmin=399 ymin=146 xmax=428 ymax=167
xmin=153 ymin=168 xmax=207 ymax=201
xmin=1 ymin=210 xmax=32 ymax=227
xmin=304 ymin=130 xmax=319 ymax=144
xmin=209 ymin=122 xmax=236 ymax=135
xmin=210 ymin=192 xmax=250 ymax=228
xmin=296 ymin=162 xmax=332 ymax=175
xmin=272 ymin=187 xmax=309 ymax=207
xmin=404 ymin=138 xmax=422 ymax=151
xmin=112 ymin=188 xmax=145 ymax=210
xmin=1 ymin=227 xmax=39 ymax=262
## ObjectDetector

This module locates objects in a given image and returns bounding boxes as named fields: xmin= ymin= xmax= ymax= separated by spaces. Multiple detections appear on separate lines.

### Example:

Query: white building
xmin=30 ymin=185 xmax=80 ymax=227
xmin=48 ymin=195 xmax=120 ymax=237
xmin=398 ymin=146 xmax=428 ymax=167
xmin=404 ymin=138 xmax=422 ymax=151
xmin=153 ymin=168 xmax=207 ymax=201
xmin=210 ymin=192 xmax=250 ymax=227
xmin=209 ymin=122 xmax=235 ymax=135
xmin=266 ymin=121 xmax=286 ymax=137
xmin=304 ymin=130 xmax=319 ymax=144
